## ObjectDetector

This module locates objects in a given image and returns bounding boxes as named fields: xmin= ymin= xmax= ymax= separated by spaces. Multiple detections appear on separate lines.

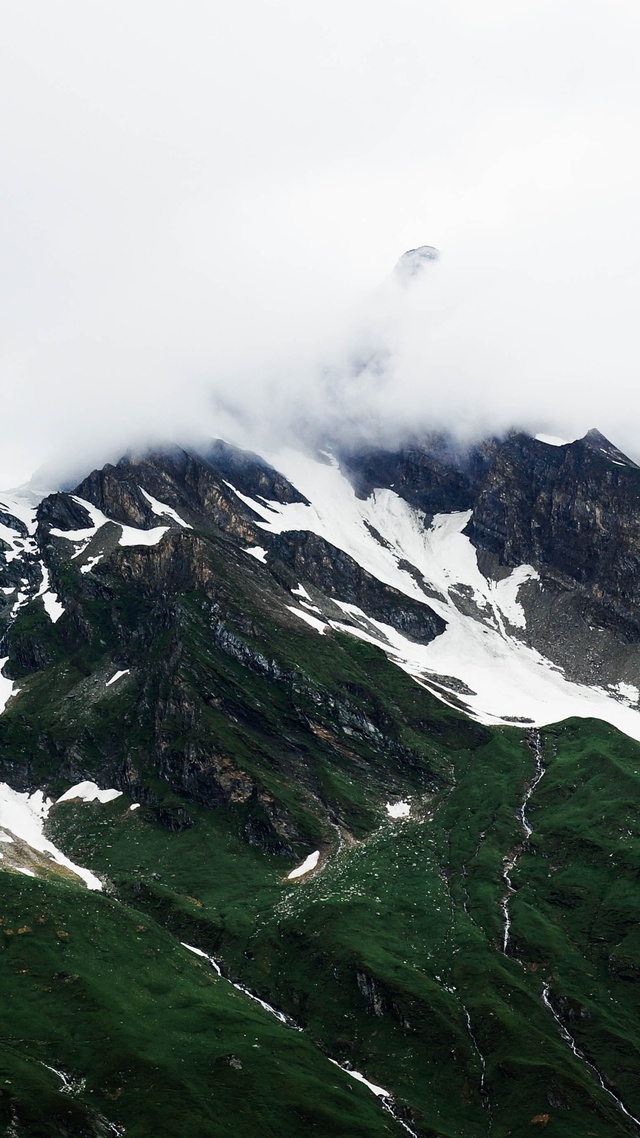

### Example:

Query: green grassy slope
xmin=2 ymin=522 xmax=640 ymax=1135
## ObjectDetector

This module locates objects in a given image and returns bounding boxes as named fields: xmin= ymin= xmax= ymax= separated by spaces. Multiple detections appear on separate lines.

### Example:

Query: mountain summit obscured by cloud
xmin=3 ymin=0 xmax=640 ymax=487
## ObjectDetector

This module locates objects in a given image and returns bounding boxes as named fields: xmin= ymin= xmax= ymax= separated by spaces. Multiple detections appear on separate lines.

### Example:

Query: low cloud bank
xmin=3 ymin=1 xmax=640 ymax=487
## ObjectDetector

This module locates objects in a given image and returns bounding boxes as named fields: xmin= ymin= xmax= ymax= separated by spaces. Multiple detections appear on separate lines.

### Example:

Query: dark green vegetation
xmin=1 ymin=450 xmax=640 ymax=1136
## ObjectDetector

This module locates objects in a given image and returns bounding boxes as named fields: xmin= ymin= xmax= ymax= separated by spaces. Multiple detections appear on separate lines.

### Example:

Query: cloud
xmin=3 ymin=0 xmax=640 ymax=487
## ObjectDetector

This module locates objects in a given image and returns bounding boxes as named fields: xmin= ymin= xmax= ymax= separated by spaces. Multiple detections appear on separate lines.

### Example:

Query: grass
xmin=2 ymin=528 xmax=640 ymax=1135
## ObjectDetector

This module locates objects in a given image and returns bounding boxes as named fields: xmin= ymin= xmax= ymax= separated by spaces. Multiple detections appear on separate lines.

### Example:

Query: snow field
xmin=228 ymin=450 xmax=640 ymax=745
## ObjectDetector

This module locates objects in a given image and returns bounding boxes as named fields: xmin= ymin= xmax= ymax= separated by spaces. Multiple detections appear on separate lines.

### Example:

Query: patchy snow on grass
xmin=287 ymin=850 xmax=320 ymax=879
xmin=286 ymin=607 xmax=327 ymax=634
xmin=139 ymin=487 xmax=191 ymax=528
xmin=244 ymin=545 xmax=268 ymax=562
xmin=328 ymin=1060 xmax=390 ymax=1098
xmin=181 ymin=941 xmax=222 ymax=975
xmin=386 ymin=801 xmax=410 ymax=818
xmin=56 ymin=782 xmax=122 ymax=805
xmin=106 ymin=669 xmax=130 ymax=687
xmin=0 ymin=783 xmax=103 ymax=889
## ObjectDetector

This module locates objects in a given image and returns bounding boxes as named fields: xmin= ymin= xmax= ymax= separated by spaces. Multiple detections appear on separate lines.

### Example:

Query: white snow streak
xmin=328 ymin=1059 xmax=390 ymax=1098
xmin=286 ymin=607 xmax=327 ymax=635
xmin=287 ymin=850 xmax=320 ymax=879
xmin=139 ymin=487 xmax=191 ymax=528
xmin=106 ymin=669 xmax=130 ymax=687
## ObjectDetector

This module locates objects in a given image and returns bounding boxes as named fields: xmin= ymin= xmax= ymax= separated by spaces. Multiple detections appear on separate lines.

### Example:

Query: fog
xmin=3 ymin=1 xmax=640 ymax=487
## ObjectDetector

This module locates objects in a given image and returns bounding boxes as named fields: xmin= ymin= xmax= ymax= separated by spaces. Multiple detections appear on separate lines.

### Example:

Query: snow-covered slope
xmin=227 ymin=449 xmax=640 ymax=743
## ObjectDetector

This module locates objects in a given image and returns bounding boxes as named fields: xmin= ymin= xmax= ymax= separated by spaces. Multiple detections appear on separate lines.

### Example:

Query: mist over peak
xmin=4 ymin=1 xmax=640 ymax=487
xmin=393 ymin=245 xmax=440 ymax=283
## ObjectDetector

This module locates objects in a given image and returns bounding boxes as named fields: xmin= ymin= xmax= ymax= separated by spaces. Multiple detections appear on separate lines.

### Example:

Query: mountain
xmin=1 ymin=429 xmax=640 ymax=1136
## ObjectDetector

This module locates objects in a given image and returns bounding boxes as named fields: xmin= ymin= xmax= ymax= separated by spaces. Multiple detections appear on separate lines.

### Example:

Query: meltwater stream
xmin=541 ymin=983 xmax=640 ymax=1131
xmin=500 ymin=730 xmax=545 ymax=954
xmin=495 ymin=736 xmax=640 ymax=1132
xmin=181 ymin=943 xmax=418 ymax=1138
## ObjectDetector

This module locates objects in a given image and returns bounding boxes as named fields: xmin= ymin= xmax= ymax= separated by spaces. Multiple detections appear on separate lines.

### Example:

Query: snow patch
xmin=244 ymin=546 xmax=267 ymax=562
xmin=80 ymin=555 xmax=104 ymax=574
xmin=41 ymin=592 xmax=65 ymax=622
xmin=291 ymin=583 xmax=312 ymax=601
xmin=286 ymin=606 xmax=327 ymax=634
xmin=106 ymin=669 xmax=130 ymax=687
xmin=328 ymin=1059 xmax=390 ymax=1098
xmin=139 ymin=487 xmax=191 ymax=528
xmin=118 ymin=524 xmax=168 ymax=547
xmin=50 ymin=495 xmax=168 ymax=552
xmin=386 ymin=801 xmax=410 ymax=818
xmin=535 ymin=433 xmax=571 ymax=447
xmin=56 ymin=782 xmax=122 ymax=805
xmin=287 ymin=850 xmax=320 ymax=879
xmin=129 ymin=803 xmax=141 ymax=811
xmin=0 ymin=784 xmax=103 ymax=889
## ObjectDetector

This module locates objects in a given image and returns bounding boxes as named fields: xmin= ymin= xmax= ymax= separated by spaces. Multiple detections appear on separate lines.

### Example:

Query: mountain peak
xmin=580 ymin=427 xmax=637 ymax=467
xmin=393 ymin=244 xmax=439 ymax=282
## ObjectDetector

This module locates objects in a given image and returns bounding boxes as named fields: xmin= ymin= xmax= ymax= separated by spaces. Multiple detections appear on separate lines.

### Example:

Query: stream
xmin=181 ymin=942 xmax=419 ymax=1137
xmin=500 ymin=729 xmax=545 ymax=954
xmin=541 ymin=983 xmax=640 ymax=1131
xmin=496 ymin=734 xmax=640 ymax=1131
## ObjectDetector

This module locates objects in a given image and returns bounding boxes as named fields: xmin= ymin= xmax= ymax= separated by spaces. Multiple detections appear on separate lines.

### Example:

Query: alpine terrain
xmin=1 ymin=425 xmax=640 ymax=1137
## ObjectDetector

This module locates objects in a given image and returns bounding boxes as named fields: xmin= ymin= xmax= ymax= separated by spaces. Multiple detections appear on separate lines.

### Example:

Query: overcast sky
xmin=3 ymin=0 xmax=640 ymax=486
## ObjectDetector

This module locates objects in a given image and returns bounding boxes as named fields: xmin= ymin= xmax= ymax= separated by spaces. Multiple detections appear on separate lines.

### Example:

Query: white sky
xmin=3 ymin=0 xmax=640 ymax=486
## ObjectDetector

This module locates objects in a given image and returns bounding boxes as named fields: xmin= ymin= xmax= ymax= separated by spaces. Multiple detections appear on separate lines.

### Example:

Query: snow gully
xmin=501 ymin=730 xmax=545 ymax=955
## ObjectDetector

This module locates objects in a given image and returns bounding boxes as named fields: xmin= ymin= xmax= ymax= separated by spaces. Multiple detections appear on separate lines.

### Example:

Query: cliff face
xmin=468 ymin=430 xmax=640 ymax=640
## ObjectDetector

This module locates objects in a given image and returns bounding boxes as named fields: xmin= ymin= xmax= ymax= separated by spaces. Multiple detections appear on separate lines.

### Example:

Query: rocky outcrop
xmin=269 ymin=530 xmax=445 ymax=644
xmin=468 ymin=430 xmax=640 ymax=640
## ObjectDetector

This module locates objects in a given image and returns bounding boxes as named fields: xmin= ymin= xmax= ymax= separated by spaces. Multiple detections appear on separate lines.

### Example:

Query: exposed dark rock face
xmin=269 ymin=530 xmax=445 ymax=644
xmin=202 ymin=439 xmax=309 ymax=506
xmin=339 ymin=434 xmax=498 ymax=515
xmin=468 ymin=430 xmax=640 ymax=640
xmin=37 ymin=493 xmax=101 ymax=535
xmin=74 ymin=443 xmax=305 ymax=538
